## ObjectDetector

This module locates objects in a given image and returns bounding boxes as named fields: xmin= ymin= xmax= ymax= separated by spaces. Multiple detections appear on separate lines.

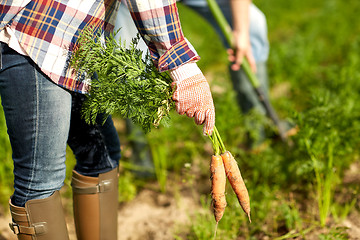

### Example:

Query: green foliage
xmin=118 ymin=171 xmax=138 ymax=202
xmin=331 ymin=198 xmax=357 ymax=223
xmin=319 ymin=227 xmax=350 ymax=240
xmin=175 ymin=0 xmax=360 ymax=238
xmin=184 ymin=196 xmax=217 ymax=240
xmin=276 ymin=201 xmax=303 ymax=232
xmin=148 ymin=140 xmax=168 ymax=192
xmin=69 ymin=28 xmax=174 ymax=133
xmin=0 ymin=101 xmax=13 ymax=205
xmin=177 ymin=3 xmax=228 ymax=71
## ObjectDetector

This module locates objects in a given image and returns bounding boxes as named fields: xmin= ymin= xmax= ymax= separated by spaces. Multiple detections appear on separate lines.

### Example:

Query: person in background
xmin=0 ymin=1 xmax=214 ymax=239
xmin=181 ymin=0 xmax=271 ymax=147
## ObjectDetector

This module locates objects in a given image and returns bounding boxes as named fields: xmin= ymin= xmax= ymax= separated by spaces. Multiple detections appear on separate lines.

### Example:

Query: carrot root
xmin=213 ymin=222 xmax=219 ymax=240
xmin=221 ymin=151 xmax=251 ymax=222
xmin=209 ymin=127 xmax=252 ymax=224
xmin=210 ymin=155 xmax=227 ymax=223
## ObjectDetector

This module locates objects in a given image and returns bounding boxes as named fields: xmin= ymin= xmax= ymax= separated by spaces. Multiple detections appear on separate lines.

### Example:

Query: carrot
xmin=221 ymin=151 xmax=251 ymax=222
xmin=208 ymin=126 xmax=252 ymax=233
xmin=210 ymin=154 xmax=227 ymax=239
xmin=210 ymin=154 xmax=227 ymax=223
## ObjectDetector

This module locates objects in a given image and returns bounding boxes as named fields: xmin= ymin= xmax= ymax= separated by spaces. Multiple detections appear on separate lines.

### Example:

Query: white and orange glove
xmin=169 ymin=62 xmax=215 ymax=136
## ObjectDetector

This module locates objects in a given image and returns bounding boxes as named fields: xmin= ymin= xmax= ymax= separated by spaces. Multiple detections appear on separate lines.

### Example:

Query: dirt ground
xmin=1 ymin=163 xmax=360 ymax=240
xmin=1 ymin=188 xmax=360 ymax=240
xmin=0 ymin=184 xmax=200 ymax=240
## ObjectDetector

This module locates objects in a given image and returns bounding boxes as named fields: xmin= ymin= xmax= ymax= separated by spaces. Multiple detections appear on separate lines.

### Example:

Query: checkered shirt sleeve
xmin=0 ymin=0 xmax=200 ymax=93
xmin=125 ymin=0 xmax=200 ymax=72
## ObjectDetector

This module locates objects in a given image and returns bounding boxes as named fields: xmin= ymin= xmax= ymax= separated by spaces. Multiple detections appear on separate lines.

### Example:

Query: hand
xmin=229 ymin=0 xmax=256 ymax=73
xmin=172 ymin=73 xmax=215 ymax=135
xmin=228 ymin=30 xmax=257 ymax=73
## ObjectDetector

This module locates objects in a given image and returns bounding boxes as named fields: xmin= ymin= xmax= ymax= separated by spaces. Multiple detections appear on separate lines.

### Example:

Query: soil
xmin=1 ymin=163 xmax=359 ymax=240
xmin=116 ymin=187 xmax=197 ymax=240
xmin=0 ymin=181 xmax=201 ymax=240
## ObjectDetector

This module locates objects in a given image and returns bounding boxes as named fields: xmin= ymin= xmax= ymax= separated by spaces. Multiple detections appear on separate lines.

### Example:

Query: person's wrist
xmin=169 ymin=62 xmax=203 ymax=84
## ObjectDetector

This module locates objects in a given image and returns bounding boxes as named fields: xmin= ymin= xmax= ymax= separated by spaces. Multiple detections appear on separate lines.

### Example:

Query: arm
xmin=125 ymin=0 xmax=199 ymax=71
xmin=125 ymin=0 xmax=215 ymax=135
xmin=229 ymin=0 xmax=256 ymax=72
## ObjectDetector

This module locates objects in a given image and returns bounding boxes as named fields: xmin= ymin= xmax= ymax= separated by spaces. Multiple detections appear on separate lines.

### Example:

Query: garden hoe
xmin=206 ymin=0 xmax=288 ymax=143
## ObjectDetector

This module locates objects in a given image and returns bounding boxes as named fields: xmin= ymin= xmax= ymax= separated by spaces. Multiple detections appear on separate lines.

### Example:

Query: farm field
xmin=1 ymin=0 xmax=360 ymax=239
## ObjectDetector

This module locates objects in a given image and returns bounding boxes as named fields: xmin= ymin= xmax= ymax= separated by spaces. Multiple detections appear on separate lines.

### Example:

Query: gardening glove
xmin=169 ymin=62 xmax=215 ymax=136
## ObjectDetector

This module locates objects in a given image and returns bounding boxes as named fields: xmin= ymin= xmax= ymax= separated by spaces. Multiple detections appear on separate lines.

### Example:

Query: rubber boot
xmin=71 ymin=168 xmax=119 ymax=240
xmin=8 ymin=191 xmax=69 ymax=240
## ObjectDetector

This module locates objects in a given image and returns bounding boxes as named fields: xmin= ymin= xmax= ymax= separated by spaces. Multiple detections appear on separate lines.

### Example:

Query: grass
xmin=0 ymin=106 xmax=13 ymax=206
xmin=174 ymin=0 xmax=360 ymax=238
xmin=0 ymin=0 xmax=360 ymax=239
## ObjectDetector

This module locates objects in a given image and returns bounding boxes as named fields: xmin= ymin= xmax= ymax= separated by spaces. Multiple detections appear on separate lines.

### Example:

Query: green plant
xmin=0 ymin=103 xmax=13 ymax=206
xmin=273 ymin=226 xmax=314 ymax=240
xmin=118 ymin=171 xmax=138 ymax=202
xmin=288 ymin=78 xmax=360 ymax=226
xmin=319 ymin=226 xmax=350 ymax=240
xmin=149 ymin=140 xmax=168 ymax=192
xmin=185 ymin=195 xmax=217 ymax=240
xmin=70 ymin=28 xmax=174 ymax=133
xmin=305 ymin=138 xmax=337 ymax=227
xmin=331 ymin=198 xmax=357 ymax=223
xmin=277 ymin=201 xmax=303 ymax=232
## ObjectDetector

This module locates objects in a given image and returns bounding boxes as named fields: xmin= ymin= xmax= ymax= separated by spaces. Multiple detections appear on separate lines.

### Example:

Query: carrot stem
xmin=208 ymin=126 xmax=227 ymax=155
xmin=208 ymin=126 xmax=226 ymax=155
xmin=214 ymin=126 xmax=226 ymax=154
xmin=208 ymin=127 xmax=220 ymax=155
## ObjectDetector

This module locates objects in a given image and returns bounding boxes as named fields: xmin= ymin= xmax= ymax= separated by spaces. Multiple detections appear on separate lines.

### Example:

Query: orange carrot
xmin=221 ymin=151 xmax=251 ymax=222
xmin=210 ymin=154 xmax=227 ymax=223
xmin=208 ymin=126 xmax=252 ymax=228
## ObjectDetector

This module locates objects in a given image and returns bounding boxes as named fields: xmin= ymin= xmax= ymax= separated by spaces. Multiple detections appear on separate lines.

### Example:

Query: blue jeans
xmin=0 ymin=43 xmax=120 ymax=207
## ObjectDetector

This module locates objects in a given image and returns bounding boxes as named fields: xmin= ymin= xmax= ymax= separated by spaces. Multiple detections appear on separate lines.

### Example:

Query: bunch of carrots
xmin=208 ymin=126 xmax=251 ymax=236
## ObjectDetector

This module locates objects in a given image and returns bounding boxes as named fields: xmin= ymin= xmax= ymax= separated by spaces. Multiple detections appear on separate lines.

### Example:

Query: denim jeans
xmin=0 ymin=43 xmax=120 ymax=207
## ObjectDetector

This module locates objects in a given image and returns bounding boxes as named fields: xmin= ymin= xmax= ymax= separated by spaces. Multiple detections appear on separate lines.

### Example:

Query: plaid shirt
xmin=0 ymin=0 xmax=199 ymax=93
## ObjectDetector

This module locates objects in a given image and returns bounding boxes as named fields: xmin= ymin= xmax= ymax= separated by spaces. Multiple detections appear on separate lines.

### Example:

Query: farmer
xmin=0 ymin=1 xmax=215 ymax=239
xmin=181 ymin=0 xmax=271 ymax=147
